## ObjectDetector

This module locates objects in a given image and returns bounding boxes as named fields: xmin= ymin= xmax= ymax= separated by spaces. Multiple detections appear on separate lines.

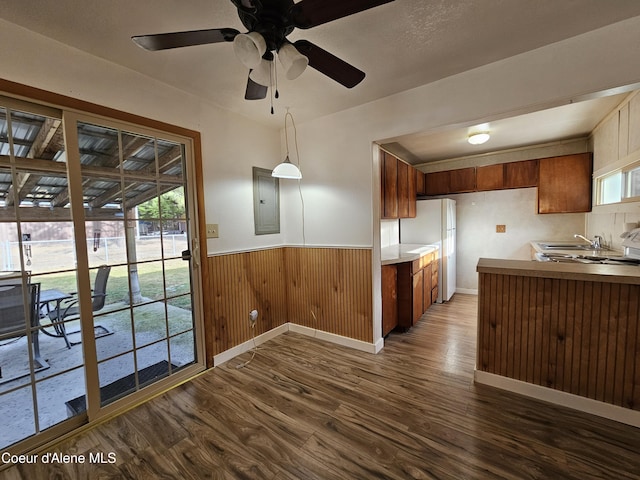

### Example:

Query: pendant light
xmin=272 ymin=110 xmax=302 ymax=180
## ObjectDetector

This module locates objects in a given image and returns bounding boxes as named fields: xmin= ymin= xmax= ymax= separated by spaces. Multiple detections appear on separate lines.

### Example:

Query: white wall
xmin=588 ymin=91 xmax=640 ymax=251
xmin=451 ymin=189 xmax=585 ymax=291
xmin=0 ymin=19 xmax=282 ymax=256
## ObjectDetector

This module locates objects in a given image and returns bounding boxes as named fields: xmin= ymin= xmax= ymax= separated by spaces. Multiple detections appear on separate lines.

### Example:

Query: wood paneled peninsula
xmin=476 ymin=257 xmax=640 ymax=427
xmin=381 ymin=244 xmax=439 ymax=336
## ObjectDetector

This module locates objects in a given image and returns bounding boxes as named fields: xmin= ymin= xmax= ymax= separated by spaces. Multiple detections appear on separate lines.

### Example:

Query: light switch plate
xmin=496 ymin=224 xmax=506 ymax=233
xmin=206 ymin=223 xmax=219 ymax=238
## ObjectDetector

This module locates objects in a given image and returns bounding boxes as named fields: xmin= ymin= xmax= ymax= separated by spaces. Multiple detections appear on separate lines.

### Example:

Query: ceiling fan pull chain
xmin=270 ymin=59 xmax=275 ymax=114
xmin=274 ymin=52 xmax=280 ymax=99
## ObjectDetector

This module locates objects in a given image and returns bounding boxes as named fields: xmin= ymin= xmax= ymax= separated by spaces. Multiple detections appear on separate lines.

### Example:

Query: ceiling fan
xmin=132 ymin=0 xmax=395 ymax=100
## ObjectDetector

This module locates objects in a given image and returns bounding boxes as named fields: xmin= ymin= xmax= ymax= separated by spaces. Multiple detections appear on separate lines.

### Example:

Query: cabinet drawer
xmin=411 ymin=252 xmax=434 ymax=273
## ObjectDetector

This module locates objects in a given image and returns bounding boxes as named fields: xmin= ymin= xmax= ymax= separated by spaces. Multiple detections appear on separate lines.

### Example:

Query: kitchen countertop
xmin=381 ymin=244 xmax=438 ymax=266
xmin=477 ymin=257 xmax=640 ymax=285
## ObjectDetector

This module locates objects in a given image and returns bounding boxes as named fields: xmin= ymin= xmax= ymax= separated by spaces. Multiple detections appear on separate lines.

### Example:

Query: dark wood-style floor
xmin=3 ymin=294 xmax=640 ymax=479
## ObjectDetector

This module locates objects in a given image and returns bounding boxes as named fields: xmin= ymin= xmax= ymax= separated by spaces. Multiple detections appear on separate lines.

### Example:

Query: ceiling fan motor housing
xmin=237 ymin=0 xmax=295 ymax=54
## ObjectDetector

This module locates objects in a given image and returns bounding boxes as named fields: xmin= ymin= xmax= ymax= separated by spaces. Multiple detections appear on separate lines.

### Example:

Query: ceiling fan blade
xmin=294 ymin=40 xmax=365 ymax=88
xmin=245 ymin=73 xmax=268 ymax=100
xmin=132 ymin=28 xmax=239 ymax=51
xmin=291 ymin=0 xmax=395 ymax=29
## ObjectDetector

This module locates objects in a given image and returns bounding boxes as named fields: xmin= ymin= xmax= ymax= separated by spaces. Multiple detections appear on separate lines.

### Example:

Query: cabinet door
xmin=476 ymin=164 xmax=504 ymax=191
xmin=381 ymin=265 xmax=398 ymax=337
xmin=505 ymin=159 xmax=537 ymax=188
xmin=538 ymin=154 xmax=592 ymax=214
xmin=412 ymin=269 xmax=423 ymax=325
xmin=408 ymin=166 xmax=417 ymax=218
xmin=397 ymin=160 xmax=409 ymax=217
xmin=422 ymin=263 xmax=432 ymax=310
xmin=382 ymin=152 xmax=398 ymax=218
xmin=448 ymin=167 xmax=476 ymax=193
xmin=425 ymin=171 xmax=450 ymax=195
xmin=416 ymin=170 xmax=426 ymax=195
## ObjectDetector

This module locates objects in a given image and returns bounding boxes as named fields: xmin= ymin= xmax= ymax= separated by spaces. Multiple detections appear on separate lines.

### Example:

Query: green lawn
xmin=36 ymin=262 xmax=193 ymax=311
xmin=36 ymin=262 xmax=195 ymax=350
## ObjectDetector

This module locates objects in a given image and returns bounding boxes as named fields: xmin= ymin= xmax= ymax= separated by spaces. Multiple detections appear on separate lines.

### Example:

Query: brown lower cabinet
xmin=382 ymin=251 xmax=438 ymax=336
xmin=381 ymin=265 xmax=398 ymax=337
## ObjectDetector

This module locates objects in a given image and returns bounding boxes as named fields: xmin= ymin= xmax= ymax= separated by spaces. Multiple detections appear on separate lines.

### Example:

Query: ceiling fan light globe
xmin=278 ymin=43 xmax=309 ymax=80
xmin=249 ymin=59 xmax=273 ymax=87
xmin=233 ymin=32 xmax=267 ymax=69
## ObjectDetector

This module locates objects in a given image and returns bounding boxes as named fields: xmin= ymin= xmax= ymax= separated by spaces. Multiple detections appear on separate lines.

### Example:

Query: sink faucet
xmin=574 ymin=234 xmax=603 ymax=249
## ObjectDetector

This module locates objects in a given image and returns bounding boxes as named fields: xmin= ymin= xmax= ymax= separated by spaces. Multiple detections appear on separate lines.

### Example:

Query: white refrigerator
xmin=400 ymin=198 xmax=456 ymax=302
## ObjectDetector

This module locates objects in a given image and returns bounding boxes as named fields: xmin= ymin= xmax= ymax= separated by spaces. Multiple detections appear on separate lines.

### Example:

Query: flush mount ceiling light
xmin=272 ymin=110 xmax=302 ymax=180
xmin=468 ymin=132 xmax=490 ymax=145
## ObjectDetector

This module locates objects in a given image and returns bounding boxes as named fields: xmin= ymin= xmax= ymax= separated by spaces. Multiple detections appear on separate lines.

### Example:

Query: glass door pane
xmin=0 ymin=102 xmax=86 ymax=449
xmin=76 ymin=121 xmax=197 ymax=410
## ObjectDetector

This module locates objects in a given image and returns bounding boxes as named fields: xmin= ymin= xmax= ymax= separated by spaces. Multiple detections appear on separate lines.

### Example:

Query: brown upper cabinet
xmin=397 ymin=159 xmax=410 ymax=217
xmin=537 ymin=153 xmax=592 ymax=214
xmin=424 ymin=170 xmax=450 ymax=196
xmin=476 ymin=159 xmax=538 ymax=191
xmin=425 ymin=167 xmax=475 ymax=195
xmin=476 ymin=164 xmax=504 ymax=191
xmin=380 ymin=151 xmax=418 ymax=219
xmin=505 ymin=159 xmax=537 ymax=188
xmin=448 ymin=167 xmax=476 ymax=193
xmin=416 ymin=170 xmax=426 ymax=195
xmin=381 ymin=151 xmax=398 ymax=218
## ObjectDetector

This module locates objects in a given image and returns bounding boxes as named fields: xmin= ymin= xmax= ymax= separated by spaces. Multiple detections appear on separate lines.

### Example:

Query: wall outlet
xmin=206 ymin=223 xmax=219 ymax=238
xmin=249 ymin=309 xmax=258 ymax=326
xmin=496 ymin=224 xmax=506 ymax=233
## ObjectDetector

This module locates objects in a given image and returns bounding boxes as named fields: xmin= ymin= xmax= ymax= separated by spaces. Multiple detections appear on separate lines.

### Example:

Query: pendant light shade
xmin=249 ymin=58 xmax=273 ymax=87
xmin=272 ymin=156 xmax=302 ymax=179
xmin=233 ymin=32 xmax=267 ymax=69
xmin=278 ymin=42 xmax=308 ymax=80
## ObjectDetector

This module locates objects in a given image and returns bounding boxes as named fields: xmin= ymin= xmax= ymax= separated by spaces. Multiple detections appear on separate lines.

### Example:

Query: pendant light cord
xmin=285 ymin=109 xmax=306 ymax=246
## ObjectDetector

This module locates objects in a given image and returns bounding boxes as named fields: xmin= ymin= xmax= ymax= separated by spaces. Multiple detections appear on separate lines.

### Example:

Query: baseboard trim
xmin=288 ymin=324 xmax=381 ymax=354
xmin=213 ymin=324 xmax=288 ymax=367
xmin=455 ymin=288 xmax=478 ymax=295
xmin=474 ymin=370 xmax=640 ymax=428
xmin=214 ymin=323 xmax=380 ymax=366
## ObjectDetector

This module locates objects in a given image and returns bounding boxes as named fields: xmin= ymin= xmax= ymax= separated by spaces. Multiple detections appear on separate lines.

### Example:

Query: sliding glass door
xmin=0 ymin=97 xmax=203 ymax=451
xmin=70 ymin=117 xmax=200 ymax=414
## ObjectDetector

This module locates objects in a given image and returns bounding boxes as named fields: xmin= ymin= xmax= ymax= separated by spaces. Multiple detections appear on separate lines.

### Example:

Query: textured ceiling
xmin=2 ymin=0 xmax=640 ymax=159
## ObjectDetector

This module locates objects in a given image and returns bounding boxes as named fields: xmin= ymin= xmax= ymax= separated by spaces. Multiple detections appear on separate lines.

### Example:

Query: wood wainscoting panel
xmin=206 ymin=247 xmax=374 ymax=363
xmin=284 ymin=247 xmax=373 ymax=343
xmin=478 ymin=272 xmax=640 ymax=411
xmin=208 ymin=249 xmax=288 ymax=358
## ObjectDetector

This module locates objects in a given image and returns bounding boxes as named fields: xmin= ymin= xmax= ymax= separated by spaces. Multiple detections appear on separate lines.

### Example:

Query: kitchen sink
xmin=538 ymin=243 xmax=593 ymax=250
xmin=537 ymin=252 xmax=640 ymax=266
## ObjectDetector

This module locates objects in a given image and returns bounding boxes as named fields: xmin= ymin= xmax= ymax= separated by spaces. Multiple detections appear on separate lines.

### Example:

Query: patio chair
xmin=45 ymin=265 xmax=113 ymax=346
xmin=0 ymin=279 xmax=48 ymax=380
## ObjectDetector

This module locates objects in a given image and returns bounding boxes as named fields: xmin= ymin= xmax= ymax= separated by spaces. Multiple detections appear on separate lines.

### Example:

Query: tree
xmin=137 ymin=188 xmax=185 ymax=233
